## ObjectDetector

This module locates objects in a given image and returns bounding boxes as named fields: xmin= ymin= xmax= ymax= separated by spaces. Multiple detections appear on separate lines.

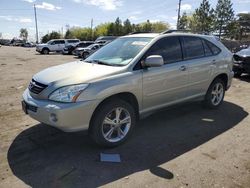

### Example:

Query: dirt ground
xmin=0 ymin=46 xmax=250 ymax=188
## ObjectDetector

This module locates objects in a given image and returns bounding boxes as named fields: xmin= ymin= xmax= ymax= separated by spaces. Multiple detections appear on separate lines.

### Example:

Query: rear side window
xmin=146 ymin=37 xmax=182 ymax=64
xmin=68 ymin=40 xmax=79 ymax=43
xmin=202 ymin=39 xmax=213 ymax=56
xmin=182 ymin=36 xmax=204 ymax=59
xmin=206 ymin=40 xmax=221 ymax=55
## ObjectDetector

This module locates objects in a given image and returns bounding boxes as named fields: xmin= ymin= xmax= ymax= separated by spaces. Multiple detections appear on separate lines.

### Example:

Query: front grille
xmin=28 ymin=79 xmax=48 ymax=94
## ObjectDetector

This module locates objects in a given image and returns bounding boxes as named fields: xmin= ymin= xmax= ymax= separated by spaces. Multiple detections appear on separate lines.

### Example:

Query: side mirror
xmin=144 ymin=55 xmax=164 ymax=67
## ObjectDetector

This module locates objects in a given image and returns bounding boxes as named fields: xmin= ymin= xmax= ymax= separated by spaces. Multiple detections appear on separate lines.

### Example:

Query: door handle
xmin=179 ymin=65 xmax=187 ymax=71
xmin=211 ymin=59 xmax=216 ymax=65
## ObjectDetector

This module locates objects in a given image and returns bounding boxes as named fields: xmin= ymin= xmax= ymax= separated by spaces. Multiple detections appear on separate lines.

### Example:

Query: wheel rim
xmin=211 ymin=83 xmax=224 ymax=106
xmin=102 ymin=107 xmax=131 ymax=143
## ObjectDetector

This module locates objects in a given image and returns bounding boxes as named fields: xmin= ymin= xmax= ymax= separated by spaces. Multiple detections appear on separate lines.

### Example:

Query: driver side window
xmin=146 ymin=37 xmax=183 ymax=64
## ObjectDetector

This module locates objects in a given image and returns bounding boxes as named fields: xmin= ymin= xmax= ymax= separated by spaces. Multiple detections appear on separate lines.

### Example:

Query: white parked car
xmin=36 ymin=39 xmax=80 ymax=54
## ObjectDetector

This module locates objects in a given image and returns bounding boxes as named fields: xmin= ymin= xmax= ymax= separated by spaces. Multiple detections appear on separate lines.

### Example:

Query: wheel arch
xmin=89 ymin=92 xmax=139 ymax=131
xmin=211 ymin=73 xmax=229 ymax=90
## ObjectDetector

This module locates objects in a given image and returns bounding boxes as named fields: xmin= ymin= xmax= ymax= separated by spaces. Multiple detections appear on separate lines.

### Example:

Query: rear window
xmin=182 ymin=36 xmax=205 ymax=59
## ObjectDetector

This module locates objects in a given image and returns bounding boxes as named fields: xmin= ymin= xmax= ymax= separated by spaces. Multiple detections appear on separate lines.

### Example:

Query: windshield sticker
xmin=131 ymin=41 xmax=148 ymax=46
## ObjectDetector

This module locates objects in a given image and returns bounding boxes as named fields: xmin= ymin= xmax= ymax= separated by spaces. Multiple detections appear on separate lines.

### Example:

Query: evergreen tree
xmin=19 ymin=28 xmax=28 ymax=41
xmin=178 ymin=12 xmax=188 ymax=30
xmin=123 ymin=19 xmax=132 ymax=35
xmin=214 ymin=0 xmax=234 ymax=38
xmin=114 ymin=17 xmax=123 ymax=36
xmin=193 ymin=0 xmax=214 ymax=33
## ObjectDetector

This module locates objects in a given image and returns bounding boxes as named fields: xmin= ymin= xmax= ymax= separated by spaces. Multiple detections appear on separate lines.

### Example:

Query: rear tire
xmin=89 ymin=99 xmax=136 ymax=147
xmin=203 ymin=78 xmax=225 ymax=109
xmin=82 ymin=52 xmax=89 ymax=59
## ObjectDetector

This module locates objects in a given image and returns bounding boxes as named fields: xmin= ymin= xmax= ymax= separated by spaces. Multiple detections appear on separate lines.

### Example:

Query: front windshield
xmin=85 ymin=37 xmax=153 ymax=66
xmin=47 ymin=40 xmax=53 ymax=44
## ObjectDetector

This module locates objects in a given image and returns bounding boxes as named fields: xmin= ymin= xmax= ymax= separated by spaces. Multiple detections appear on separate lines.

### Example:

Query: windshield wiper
xmin=82 ymin=59 xmax=124 ymax=66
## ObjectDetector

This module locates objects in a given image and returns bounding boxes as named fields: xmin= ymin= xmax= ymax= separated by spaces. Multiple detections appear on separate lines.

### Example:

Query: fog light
xmin=50 ymin=113 xmax=58 ymax=122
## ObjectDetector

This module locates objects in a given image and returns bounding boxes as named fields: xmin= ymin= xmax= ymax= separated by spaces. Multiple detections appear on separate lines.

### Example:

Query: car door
xmin=142 ymin=36 xmax=189 ymax=111
xmin=181 ymin=36 xmax=215 ymax=97
xmin=58 ymin=40 xmax=65 ymax=51
xmin=49 ymin=41 xmax=57 ymax=51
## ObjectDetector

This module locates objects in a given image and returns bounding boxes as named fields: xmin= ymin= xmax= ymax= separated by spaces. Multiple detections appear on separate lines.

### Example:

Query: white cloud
xmin=36 ymin=2 xmax=62 ymax=11
xmin=181 ymin=3 xmax=192 ymax=11
xmin=171 ymin=16 xmax=178 ymax=21
xmin=238 ymin=10 xmax=249 ymax=14
xmin=0 ymin=16 xmax=32 ymax=23
xmin=129 ymin=16 xmax=138 ymax=21
xmin=73 ymin=0 xmax=122 ymax=10
xmin=22 ymin=0 xmax=36 ymax=3
xmin=238 ymin=0 xmax=250 ymax=3
xmin=19 ymin=18 xmax=32 ymax=23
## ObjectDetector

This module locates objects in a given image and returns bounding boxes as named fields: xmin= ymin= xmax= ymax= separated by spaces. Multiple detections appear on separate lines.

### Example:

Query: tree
xmin=140 ymin=20 xmax=152 ymax=32
xmin=107 ymin=23 xmax=115 ymax=36
xmin=214 ymin=0 xmax=234 ymax=38
xmin=236 ymin=13 xmax=250 ymax=40
xmin=123 ymin=19 xmax=132 ymax=35
xmin=94 ymin=23 xmax=110 ymax=37
xmin=178 ymin=12 xmax=189 ymax=30
xmin=114 ymin=17 xmax=123 ymax=36
xmin=41 ymin=31 xmax=61 ymax=43
xmin=65 ymin=29 xmax=74 ymax=39
xmin=192 ymin=0 xmax=214 ymax=33
xmin=151 ymin=22 xmax=170 ymax=32
xmin=19 ymin=28 xmax=28 ymax=41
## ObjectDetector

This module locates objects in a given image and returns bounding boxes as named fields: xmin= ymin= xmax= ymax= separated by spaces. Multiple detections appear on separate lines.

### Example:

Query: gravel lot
xmin=0 ymin=46 xmax=250 ymax=188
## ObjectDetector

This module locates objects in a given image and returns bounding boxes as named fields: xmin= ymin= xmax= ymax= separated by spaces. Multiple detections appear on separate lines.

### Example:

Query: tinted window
xmin=68 ymin=40 xmax=79 ymax=43
xmin=146 ymin=37 xmax=182 ymax=64
xmin=182 ymin=37 xmax=204 ymax=59
xmin=202 ymin=39 xmax=213 ymax=56
xmin=206 ymin=40 xmax=221 ymax=55
xmin=53 ymin=40 xmax=65 ymax=44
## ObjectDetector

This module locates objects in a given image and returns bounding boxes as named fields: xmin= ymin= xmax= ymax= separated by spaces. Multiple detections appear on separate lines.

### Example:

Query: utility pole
xmin=91 ymin=18 xmax=93 ymax=40
xmin=177 ymin=0 xmax=182 ymax=29
xmin=34 ymin=4 xmax=39 ymax=43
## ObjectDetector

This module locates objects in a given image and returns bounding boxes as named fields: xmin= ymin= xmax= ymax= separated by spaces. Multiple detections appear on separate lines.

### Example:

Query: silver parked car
xmin=22 ymin=32 xmax=234 ymax=147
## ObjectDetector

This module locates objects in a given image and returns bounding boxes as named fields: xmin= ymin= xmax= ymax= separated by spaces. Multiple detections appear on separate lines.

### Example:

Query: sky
xmin=0 ymin=0 xmax=249 ymax=41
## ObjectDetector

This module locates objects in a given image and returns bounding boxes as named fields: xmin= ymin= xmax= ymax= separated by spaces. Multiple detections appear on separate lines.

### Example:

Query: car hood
xmin=236 ymin=49 xmax=250 ymax=57
xmin=33 ymin=61 xmax=124 ymax=86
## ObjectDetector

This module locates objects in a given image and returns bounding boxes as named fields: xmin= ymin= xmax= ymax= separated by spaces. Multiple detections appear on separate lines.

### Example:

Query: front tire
xmin=89 ymin=99 xmax=136 ymax=147
xmin=203 ymin=78 xmax=225 ymax=109
xmin=42 ymin=48 xmax=49 ymax=55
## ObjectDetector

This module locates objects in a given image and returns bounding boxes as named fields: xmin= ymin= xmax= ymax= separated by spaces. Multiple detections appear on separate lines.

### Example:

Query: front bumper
xmin=22 ymin=89 xmax=99 ymax=132
xmin=36 ymin=48 xmax=42 ymax=52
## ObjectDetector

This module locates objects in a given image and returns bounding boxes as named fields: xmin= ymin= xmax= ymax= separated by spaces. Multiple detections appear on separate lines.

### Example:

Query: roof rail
xmin=162 ymin=29 xmax=213 ymax=35
xmin=128 ymin=31 xmax=151 ymax=35
xmin=161 ymin=29 xmax=193 ymax=34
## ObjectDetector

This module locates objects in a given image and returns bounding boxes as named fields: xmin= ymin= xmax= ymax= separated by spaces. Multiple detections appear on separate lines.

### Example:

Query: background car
xmin=233 ymin=46 xmax=250 ymax=77
xmin=73 ymin=43 xmax=104 ymax=58
xmin=62 ymin=41 xmax=94 ymax=55
xmin=36 ymin=39 xmax=80 ymax=54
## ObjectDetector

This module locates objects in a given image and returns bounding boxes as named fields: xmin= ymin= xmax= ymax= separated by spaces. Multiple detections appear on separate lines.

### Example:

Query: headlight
xmin=49 ymin=84 xmax=89 ymax=103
